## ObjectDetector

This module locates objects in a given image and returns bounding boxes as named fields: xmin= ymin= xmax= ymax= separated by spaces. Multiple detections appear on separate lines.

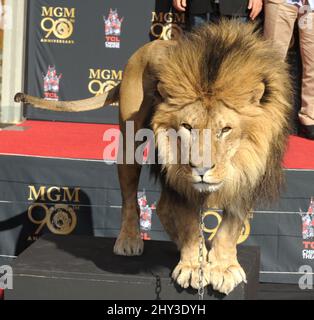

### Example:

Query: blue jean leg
xmin=232 ymin=16 xmax=249 ymax=23
xmin=189 ymin=14 xmax=248 ymax=29
xmin=189 ymin=13 xmax=211 ymax=28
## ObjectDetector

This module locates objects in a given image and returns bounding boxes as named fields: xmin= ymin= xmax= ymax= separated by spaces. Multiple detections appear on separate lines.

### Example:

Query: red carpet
xmin=0 ymin=121 xmax=119 ymax=161
xmin=0 ymin=120 xmax=313 ymax=169
xmin=283 ymin=135 xmax=314 ymax=169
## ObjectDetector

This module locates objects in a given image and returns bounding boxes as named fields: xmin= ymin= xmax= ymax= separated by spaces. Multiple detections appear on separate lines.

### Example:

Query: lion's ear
xmin=157 ymin=82 xmax=168 ymax=99
xmin=251 ymin=82 xmax=265 ymax=105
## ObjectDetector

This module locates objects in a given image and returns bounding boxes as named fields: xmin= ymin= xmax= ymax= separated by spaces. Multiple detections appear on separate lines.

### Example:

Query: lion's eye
xmin=221 ymin=126 xmax=232 ymax=134
xmin=181 ymin=123 xmax=193 ymax=131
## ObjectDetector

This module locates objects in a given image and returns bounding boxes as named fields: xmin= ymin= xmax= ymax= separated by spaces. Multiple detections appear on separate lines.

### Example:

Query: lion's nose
xmin=191 ymin=164 xmax=216 ymax=177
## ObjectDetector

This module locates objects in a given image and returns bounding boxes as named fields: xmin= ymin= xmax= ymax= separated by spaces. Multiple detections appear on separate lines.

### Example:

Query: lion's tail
xmin=14 ymin=84 xmax=120 ymax=112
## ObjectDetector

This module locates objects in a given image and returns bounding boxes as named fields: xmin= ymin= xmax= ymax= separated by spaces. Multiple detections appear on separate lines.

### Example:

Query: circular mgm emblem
xmin=88 ymin=80 xmax=118 ymax=96
xmin=150 ymin=23 xmax=183 ymax=40
xmin=54 ymin=18 xmax=74 ymax=39
xmin=46 ymin=204 xmax=77 ymax=235
xmin=165 ymin=24 xmax=182 ymax=40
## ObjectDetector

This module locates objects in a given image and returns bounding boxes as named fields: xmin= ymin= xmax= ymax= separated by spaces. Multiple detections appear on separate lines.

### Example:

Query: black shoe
xmin=301 ymin=125 xmax=314 ymax=140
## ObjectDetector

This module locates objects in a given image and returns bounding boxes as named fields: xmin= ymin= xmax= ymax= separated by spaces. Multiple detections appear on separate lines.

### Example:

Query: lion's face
xmin=150 ymin=21 xmax=291 ymax=204
xmin=153 ymin=100 xmax=243 ymax=195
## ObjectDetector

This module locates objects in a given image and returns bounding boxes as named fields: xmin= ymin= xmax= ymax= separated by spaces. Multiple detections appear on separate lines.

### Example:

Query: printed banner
xmin=24 ymin=0 xmax=185 ymax=123
xmin=0 ymin=155 xmax=313 ymax=283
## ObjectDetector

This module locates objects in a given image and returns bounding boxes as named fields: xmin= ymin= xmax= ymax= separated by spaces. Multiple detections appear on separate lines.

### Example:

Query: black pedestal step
xmin=6 ymin=234 xmax=260 ymax=300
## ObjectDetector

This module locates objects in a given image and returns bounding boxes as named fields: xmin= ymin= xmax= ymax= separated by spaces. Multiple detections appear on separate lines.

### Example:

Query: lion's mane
xmin=151 ymin=20 xmax=293 ymax=212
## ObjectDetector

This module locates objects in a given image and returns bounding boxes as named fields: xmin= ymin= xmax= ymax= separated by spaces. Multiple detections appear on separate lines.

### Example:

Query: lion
xmin=15 ymin=20 xmax=292 ymax=295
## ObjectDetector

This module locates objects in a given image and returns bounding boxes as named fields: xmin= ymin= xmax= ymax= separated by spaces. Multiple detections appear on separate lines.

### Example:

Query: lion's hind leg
xmin=207 ymin=209 xmax=247 ymax=295
xmin=112 ymin=40 xmax=176 ymax=257
xmin=113 ymin=163 xmax=144 ymax=256
xmin=113 ymin=43 xmax=156 ymax=256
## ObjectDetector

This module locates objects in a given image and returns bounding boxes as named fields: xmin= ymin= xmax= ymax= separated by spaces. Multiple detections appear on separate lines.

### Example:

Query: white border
xmin=0 ymin=0 xmax=27 ymax=123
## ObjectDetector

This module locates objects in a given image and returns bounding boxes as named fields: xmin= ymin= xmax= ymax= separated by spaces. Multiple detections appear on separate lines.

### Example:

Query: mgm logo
xmin=151 ymin=11 xmax=185 ymax=40
xmin=40 ymin=6 xmax=75 ymax=44
xmin=88 ymin=68 xmax=122 ymax=104
xmin=204 ymin=211 xmax=251 ymax=244
xmin=27 ymin=186 xmax=80 ymax=240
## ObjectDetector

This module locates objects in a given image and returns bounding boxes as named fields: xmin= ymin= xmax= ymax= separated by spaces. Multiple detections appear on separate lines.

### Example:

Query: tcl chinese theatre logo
xmin=104 ymin=8 xmax=124 ymax=48
xmin=41 ymin=6 xmax=75 ymax=44
xmin=151 ymin=11 xmax=185 ymax=40
xmin=88 ymin=68 xmax=122 ymax=105
xmin=27 ymin=185 xmax=80 ymax=241
xmin=301 ymin=198 xmax=314 ymax=260
xmin=138 ymin=191 xmax=156 ymax=241
xmin=43 ymin=66 xmax=62 ymax=101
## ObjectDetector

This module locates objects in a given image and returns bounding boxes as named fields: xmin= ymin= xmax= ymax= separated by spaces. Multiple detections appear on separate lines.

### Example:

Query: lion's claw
xmin=209 ymin=264 xmax=247 ymax=295
xmin=113 ymin=235 xmax=144 ymax=256
xmin=172 ymin=261 xmax=210 ymax=290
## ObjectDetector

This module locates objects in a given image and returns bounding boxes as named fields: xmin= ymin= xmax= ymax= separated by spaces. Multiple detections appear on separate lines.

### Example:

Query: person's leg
xmin=298 ymin=10 xmax=314 ymax=130
xmin=264 ymin=2 xmax=298 ymax=60
xmin=189 ymin=13 xmax=210 ymax=29
xmin=238 ymin=16 xmax=249 ymax=23
xmin=227 ymin=15 xmax=249 ymax=23
xmin=210 ymin=3 xmax=220 ymax=24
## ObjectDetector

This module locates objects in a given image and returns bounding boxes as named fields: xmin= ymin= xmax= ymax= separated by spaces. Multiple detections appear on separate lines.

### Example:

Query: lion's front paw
xmin=209 ymin=263 xmax=247 ymax=295
xmin=172 ymin=261 xmax=210 ymax=289
xmin=207 ymin=249 xmax=247 ymax=295
xmin=113 ymin=233 xmax=144 ymax=256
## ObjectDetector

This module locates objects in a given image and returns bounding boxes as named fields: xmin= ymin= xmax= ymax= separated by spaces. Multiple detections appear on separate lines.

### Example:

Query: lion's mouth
xmin=193 ymin=182 xmax=224 ymax=193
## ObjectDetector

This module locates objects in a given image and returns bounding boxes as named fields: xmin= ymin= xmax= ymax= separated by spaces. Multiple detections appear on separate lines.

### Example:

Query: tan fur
xmin=149 ymin=22 xmax=292 ymax=294
xmin=15 ymin=20 xmax=292 ymax=294
xmin=152 ymin=21 xmax=292 ymax=211
xmin=14 ymin=85 xmax=120 ymax=112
